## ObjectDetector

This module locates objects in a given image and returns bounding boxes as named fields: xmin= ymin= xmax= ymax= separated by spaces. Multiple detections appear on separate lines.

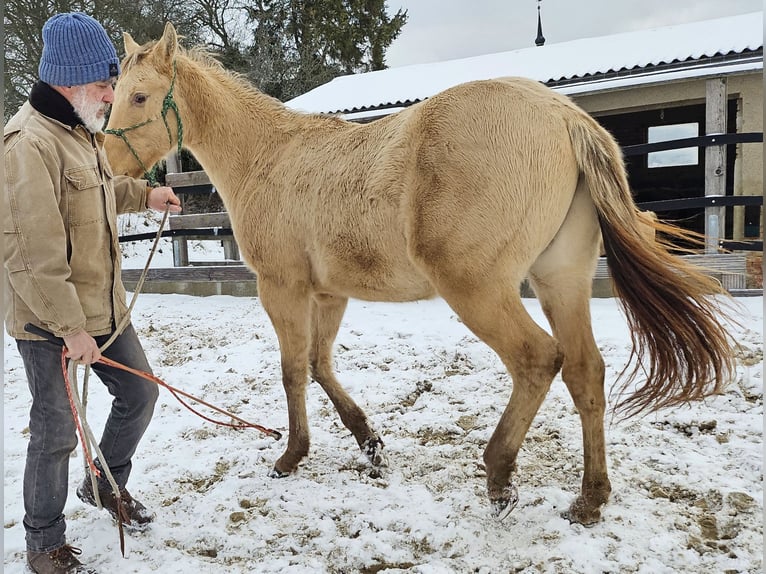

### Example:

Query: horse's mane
xmin=182 ymin=47 xmax=259 ymax=97
xmin=122 ymin=36 xmax=346 ymax=129
xmin=179 ymin=43 xmax=349 ymax=127
xmin=121 ymin=40 xmax=156 ymax=69
xmin=186 ymin=46 xmax=221 ymax=67
xmin=123 ymin=40 xmax=225 ymax=75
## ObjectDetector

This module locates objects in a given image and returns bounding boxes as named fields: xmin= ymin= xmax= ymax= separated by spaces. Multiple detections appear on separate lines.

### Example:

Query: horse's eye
xmin=133 ymin=94 xmax=147 ymax=106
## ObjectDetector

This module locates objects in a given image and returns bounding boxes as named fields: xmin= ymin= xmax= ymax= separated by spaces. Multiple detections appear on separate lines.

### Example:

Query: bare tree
xmin=4 ymin=0 xmax=407 ymax=119
xmin=3 ymin=0 xmax=202 ymax=120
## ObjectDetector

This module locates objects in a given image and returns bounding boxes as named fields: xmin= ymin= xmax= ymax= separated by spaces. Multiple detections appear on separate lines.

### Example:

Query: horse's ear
xmin=156 ymin=22 xmax=178 ymax=62
xmin=123 ymin=32 xmax=140 ymax=55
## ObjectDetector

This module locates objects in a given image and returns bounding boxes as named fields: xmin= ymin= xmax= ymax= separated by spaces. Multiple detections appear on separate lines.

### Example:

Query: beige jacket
xmin=4 ymin=101 xmax=150 ymax=340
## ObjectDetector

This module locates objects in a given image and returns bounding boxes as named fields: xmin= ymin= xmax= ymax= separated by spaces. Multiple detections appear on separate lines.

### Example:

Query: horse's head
xmin=105 ymin=22 xmax=182 ymax=178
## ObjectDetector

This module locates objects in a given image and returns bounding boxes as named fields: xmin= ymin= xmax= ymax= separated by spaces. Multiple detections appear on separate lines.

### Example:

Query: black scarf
xmin=29 ymin=81 xmax=82 ymax=129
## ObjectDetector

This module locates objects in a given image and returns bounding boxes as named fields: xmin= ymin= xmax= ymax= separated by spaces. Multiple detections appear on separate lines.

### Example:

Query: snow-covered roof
xmin=286 ymin=12 xmax=763 ymax=118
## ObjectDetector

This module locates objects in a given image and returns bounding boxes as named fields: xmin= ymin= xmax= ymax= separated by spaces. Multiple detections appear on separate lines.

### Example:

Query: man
xmin=3 ymin=12 xmax=182 ymax=574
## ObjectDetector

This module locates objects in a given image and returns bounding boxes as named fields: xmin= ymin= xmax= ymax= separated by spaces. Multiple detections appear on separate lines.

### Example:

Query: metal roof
xmin=286 ymin=11 xmax=763 ymax=118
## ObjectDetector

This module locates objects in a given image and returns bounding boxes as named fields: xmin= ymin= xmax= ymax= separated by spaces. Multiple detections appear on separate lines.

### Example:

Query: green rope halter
xmin=105 ymin=61 xmax=184 ymax=186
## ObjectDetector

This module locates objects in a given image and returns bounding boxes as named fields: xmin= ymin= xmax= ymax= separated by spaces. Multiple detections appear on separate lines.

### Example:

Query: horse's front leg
xmin=310 ymin=294 xmax=384 ymax=467
xmin=258 ymin=278 xmax=313 ymax=477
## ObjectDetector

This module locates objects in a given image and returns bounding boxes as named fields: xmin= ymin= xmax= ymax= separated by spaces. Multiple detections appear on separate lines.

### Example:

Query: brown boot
xmin=27 ymin=545 xmax=96 ymax=574
xmin=76 ymin=477 xmax=154 ymax=529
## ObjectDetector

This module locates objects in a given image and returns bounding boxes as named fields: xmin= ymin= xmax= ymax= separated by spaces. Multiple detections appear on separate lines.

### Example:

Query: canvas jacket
xmin=3 ymin=82 xmax=150 ymax=340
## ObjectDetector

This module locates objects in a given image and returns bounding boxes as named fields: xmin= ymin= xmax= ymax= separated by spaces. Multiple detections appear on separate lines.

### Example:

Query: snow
xmin=285 ymin=12 xmax=763 ymax=116
xmin=3 ymin=222 xmax=763 ymax=573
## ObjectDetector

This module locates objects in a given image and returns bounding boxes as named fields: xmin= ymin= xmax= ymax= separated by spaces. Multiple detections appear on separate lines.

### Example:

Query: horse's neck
xmin=177 ymin=58 xmax=294 ymax=190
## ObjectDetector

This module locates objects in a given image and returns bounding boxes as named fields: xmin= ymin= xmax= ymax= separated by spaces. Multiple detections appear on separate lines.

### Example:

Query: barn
xmin=286 ymin=12 xmax=763 ymax=248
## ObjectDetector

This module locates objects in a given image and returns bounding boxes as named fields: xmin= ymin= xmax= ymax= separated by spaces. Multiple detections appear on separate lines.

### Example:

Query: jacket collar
xmin=29 ymin=81 xmax=81 ymax=129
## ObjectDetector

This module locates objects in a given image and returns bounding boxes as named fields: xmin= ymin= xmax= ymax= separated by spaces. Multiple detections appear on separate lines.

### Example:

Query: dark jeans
xmin=17 ymin=323 xmax=158 ymax=552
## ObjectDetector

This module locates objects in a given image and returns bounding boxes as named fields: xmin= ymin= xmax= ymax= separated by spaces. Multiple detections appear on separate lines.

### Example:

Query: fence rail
xmin=118 ymin=130 xmax=762 ymax=294
xmin=622 ymin=131 xmax=762 ymax=156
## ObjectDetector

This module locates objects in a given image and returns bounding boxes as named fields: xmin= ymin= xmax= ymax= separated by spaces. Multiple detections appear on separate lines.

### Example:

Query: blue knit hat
xmin=38 ymin=12 xmax=120 ymax=86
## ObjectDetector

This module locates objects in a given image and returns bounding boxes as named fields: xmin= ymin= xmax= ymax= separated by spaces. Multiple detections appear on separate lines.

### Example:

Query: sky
xmin=384 ymin=0 xmax=763 ymax=67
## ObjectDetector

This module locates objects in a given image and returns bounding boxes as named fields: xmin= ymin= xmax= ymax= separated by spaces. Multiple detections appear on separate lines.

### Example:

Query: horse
xmin=104 ymin=22 xmax=735 ymax=525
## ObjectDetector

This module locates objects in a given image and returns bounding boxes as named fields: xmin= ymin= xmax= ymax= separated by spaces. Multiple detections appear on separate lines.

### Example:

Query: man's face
xmin=68 ymin=80 xmax=116 ymax=133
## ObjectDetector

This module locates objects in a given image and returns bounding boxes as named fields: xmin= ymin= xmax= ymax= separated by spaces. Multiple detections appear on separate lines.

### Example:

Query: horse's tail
xmin=565 ymin=111 xmax=735 ymax=418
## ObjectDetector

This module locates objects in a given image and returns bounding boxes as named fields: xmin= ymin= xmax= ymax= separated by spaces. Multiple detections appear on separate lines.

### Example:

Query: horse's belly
xmin=315 ymin=256 xmax=436 ymax=302
xmin=344 ymin=278 xmax=437 ymax=303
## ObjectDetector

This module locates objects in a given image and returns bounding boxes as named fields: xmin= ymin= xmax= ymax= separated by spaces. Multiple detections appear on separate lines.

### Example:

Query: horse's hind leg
xmin=528 ymin=183 xmax=611 ymax=524
xmin=529 ymin=272 xmax=610 ymax=524
xmin=309 ymin=294 xmax=383 ymax=466
xmin=434 ymin=276 xmax=564 ymax=518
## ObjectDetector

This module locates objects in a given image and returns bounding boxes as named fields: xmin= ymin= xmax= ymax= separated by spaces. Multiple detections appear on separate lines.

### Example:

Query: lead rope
xmin=76 ymin=61 xmax=186 ymax=554
xmin=63 ymin=344 xmax=282 ymax=557
xmin=78 ymin=205 xmax=172 ymax=556
xmin=83 ymin=62 xmax=183 ymax=540
xmin=65 ymin=353 xmax=129 ymax=555
xmin=61 ymin=201 xmax=282 ymax=557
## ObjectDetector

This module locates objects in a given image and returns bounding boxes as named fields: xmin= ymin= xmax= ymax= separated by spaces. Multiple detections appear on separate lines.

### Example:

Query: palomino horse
xmin=105 ymin=23 xmax=734 ymax=525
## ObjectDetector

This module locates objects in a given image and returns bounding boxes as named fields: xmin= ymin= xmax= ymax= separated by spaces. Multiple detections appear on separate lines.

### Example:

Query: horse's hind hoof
xmin=361 ymin=437 xmax=386 ymax=467
xmin=268 ymin=467 xmax=290 ymax=479
xmin=490 ymin=483 xmax=519 ymax=521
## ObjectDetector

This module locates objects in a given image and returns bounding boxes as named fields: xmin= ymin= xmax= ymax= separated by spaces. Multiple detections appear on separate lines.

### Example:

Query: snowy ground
xmin=3 ymin=219 xmax=763 ymax=573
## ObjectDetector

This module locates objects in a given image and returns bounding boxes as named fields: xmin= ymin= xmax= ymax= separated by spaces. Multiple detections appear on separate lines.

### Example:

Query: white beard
xmin=71 ymin=86 xmax=109 ymax=133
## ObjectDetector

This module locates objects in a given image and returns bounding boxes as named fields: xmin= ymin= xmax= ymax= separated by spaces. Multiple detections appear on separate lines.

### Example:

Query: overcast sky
xmin=384 ymin=0 xmax=763 ymax=68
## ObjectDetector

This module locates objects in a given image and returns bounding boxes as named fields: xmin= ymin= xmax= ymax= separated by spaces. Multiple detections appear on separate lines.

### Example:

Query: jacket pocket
xmin=64 ymin=166 xmax=105 ymax=226
xmin=68 ymin=224 xmax=112 ymax=321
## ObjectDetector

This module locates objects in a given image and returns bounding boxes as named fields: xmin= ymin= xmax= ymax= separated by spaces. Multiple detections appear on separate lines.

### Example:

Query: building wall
xmin=570 ymin=72 xmax=763 ymax=241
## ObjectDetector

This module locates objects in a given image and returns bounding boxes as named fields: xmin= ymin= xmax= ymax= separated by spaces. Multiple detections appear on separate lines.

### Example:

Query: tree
xmin=3 ymin=0 xmax=203 ymax=120
xmin=241 ymin=0 xmax=407 ymax=100
xmin=5 ymin=0 xmax=407 ymax=117
xmin=301 ymin=0 xmax=407 ymax=74
xmin=4 ymin=0 xmax=54 ymax=120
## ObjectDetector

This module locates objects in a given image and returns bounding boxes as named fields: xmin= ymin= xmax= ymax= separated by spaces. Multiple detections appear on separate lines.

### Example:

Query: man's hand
xmin=63 ymin=330 xmax=102 ymax=364
xmin=147 ymin=186 xmax=182 ymax=213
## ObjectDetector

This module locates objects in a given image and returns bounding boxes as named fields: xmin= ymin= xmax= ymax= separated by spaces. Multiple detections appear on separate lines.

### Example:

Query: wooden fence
xmin=120 ymin=132 xmax=763 ymax=296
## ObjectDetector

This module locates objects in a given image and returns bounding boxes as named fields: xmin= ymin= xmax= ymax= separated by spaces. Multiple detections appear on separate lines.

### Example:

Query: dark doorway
xmin=595 ymin=100 xmax=738 ymax=237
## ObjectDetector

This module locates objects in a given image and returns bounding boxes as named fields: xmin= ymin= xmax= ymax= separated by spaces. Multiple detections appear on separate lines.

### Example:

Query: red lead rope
xmin=61 ymin=348 xmax=283 ymax=445
xmin=61 ymin=349 xmax=102 ymax=478
xmin=60 ymin=348 xmax=283 ymax=524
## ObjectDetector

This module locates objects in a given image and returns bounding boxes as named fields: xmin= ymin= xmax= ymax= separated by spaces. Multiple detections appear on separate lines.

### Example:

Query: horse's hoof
xmin=490 ymin=483 xmax=519 ymax=521
xmin=268 ymin=467 xmax=290 ymax=479
xmin=361 ymin=437 xmax=386 ymax=467
xmin=562 ymin=496 xmax=602 ymax=526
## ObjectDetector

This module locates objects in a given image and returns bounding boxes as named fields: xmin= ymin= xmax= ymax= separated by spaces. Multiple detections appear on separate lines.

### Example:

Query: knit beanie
xmin=38 ymin=12 xmax=120 ymax=86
